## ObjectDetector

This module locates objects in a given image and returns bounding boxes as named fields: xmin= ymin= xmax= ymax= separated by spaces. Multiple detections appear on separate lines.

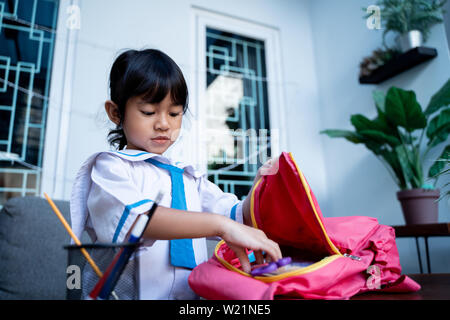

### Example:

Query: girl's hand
xmin=218 ymin=217 xmax=282 ymax=274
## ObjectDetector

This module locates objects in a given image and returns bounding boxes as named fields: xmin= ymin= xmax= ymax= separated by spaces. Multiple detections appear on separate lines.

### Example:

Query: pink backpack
xmin=188 ymin=152 xmax=421 ymax=300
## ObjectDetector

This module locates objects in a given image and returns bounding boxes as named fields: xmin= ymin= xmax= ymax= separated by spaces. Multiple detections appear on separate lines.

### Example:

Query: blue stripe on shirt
xmin=112 ymin=199 xmax=153 ymax=243
xmin=115 ymin=151 xmax=150 ymax=157
xmin=230 ymin=202 xmax=239 ymax=221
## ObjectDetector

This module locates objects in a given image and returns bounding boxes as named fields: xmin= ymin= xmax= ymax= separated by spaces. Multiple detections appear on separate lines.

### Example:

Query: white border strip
xmin=41 ymin=0 xmax=80 ymax=199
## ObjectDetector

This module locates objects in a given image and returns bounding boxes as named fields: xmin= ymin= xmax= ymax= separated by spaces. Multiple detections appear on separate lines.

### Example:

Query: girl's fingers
xmin=263 ymin=239 xmax=282 ymax=262
xmin=223 ymin=220 xmax=282 ymax=271
xmin=231 ymin=245 xmax=251 ymax=273
xmin=254 ymin=250 xmax=265 ymax=265
xmin=249 ymin=229 xmax=282 ymax=263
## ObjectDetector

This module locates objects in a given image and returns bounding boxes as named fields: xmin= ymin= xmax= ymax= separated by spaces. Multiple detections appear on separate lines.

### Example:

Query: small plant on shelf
xmin=364 ymin=0 xmax=448 ymax=47
xmin=359 ymin=47 xmax=401 ymax=78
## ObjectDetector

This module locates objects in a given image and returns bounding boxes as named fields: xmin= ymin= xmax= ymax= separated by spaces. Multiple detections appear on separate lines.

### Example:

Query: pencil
xmin=43 ymin=192 xmax=103 ymax=278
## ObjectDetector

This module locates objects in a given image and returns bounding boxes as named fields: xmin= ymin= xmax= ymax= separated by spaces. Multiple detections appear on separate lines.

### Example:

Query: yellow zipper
xmin=287 ymin=152 xmax=342 ymax=256
xmin=249 ymin=178 xmax=262 ymax=229
xmin=214 ymin=240 xmax=342 ymax=283
xmin=215 ymin=152 xmax=345 ymax=282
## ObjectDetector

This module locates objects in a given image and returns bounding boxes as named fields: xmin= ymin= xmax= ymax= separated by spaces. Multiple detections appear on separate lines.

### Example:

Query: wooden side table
xmin=392 ymin=223 xmax=450 ymax=274
xmin=352 ymin=273 xmax=450 ymax=300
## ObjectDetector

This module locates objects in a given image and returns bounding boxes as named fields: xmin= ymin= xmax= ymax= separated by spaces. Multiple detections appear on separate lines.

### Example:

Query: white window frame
xmin=41 ymin=0 xmax=79 ymax=199
xmin=189 ymin=6 xmax=287 ymax=173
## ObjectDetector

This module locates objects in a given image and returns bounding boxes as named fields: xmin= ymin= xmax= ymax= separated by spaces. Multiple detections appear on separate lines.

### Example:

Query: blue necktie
xmin=145 ymin=158 xmax=197 ymax=269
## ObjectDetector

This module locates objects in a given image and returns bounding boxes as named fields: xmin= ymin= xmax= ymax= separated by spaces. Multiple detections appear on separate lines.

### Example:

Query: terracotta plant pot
xmin=397 ymin=188 xmax=440 ymax=225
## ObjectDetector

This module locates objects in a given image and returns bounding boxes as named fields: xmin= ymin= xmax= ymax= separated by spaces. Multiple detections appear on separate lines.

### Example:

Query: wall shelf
xmin=359 ymin=47 xmax=438 ymax=84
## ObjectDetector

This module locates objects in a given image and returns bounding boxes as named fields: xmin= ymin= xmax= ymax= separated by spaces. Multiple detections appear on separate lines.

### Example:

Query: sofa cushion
xmin=0 ymin=196 xmax=75 ymax=299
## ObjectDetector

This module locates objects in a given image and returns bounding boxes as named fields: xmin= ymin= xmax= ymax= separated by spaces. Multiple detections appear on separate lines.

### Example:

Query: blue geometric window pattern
xmin=0 ymin=0 xmax=59 ymax=206
xmin=206 ymin=28 xmax=271 ymax=199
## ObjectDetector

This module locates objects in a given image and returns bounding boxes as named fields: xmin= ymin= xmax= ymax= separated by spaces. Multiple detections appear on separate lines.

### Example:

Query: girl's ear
xmin=105 ymin=100 xmax=121 ymax=126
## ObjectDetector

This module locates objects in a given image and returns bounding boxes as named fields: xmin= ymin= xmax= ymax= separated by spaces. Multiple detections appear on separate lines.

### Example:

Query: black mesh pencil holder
xmin=64 ymin=242 xmax=141 ymax=300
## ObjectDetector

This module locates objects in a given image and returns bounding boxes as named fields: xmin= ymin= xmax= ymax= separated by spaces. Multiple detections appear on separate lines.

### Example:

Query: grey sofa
xmin=0 ymin=196 xmax=88 ymax=300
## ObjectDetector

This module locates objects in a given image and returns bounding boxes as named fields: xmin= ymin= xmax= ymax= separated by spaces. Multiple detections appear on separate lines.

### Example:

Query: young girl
xmin=70 ymin=48 xmax=281 ymax=300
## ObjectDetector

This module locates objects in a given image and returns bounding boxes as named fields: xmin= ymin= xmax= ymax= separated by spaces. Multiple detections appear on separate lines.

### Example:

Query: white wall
xmin=308 ymin=0 xmax=450 ymax=273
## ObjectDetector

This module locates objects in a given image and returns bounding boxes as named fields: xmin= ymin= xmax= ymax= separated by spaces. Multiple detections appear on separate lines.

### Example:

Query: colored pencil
xmin=44 ymin=192 xmax=103 ymax=277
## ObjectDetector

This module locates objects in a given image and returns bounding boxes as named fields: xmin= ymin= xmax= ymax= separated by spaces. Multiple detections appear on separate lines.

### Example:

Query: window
xmin=192 ymin=7 xmax=286 ymax=199
xmin=205 ymin=27 xmax=271 ymax=199
xmin=0 ymin=0 xmax=59 ymax=206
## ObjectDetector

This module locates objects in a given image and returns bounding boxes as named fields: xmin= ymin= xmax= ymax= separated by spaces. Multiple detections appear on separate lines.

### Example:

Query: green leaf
xmin=351 ymin=111 xmax=399 ymax=140
xmin=437 ymin=190 xmax=450 ymax=202
xmin=398 ymin=130 xmax=417 ymax=144
xmin=364 ymin=140 xmax=384 ymax=155
xmin=351 ymin=114 xmax=377 ymax=131
xmin=432 ymin=168 xmax=450 ymax=179
xmin=428 ymin=129 xmax=449 ymax=149
xmin=359 ymin=129 xmax=401 ymax=147
xmin=372 ymin=90 xmax=386 ymax=113
xmin=395 ymin=145 xmax=420 ymax=189
xmin=426 ymin=108 xmax=450 ymax=147
xmin=320 ymin=129 xmax=363 ymax=144
xmin=379 ymin=148 xmax=407 ymax=189
xmin=385 ymin=87 xmax=427 ymax=132
xmin=374 ymin=99 xmax=401 ymax=137
xmin=374 ymin=112 xmax=399 ymax=136
xmin=425 ymin=78 xmax=450 ymax=116
xmin=428 ymin=145 xmax=450 ymax=178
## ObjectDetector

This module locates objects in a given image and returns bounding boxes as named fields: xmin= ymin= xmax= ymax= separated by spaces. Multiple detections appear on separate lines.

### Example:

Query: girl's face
xmin=119 ymin=93 xmax=183 ymax=154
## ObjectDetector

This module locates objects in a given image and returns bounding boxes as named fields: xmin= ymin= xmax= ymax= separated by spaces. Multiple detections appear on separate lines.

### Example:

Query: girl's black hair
xmin=107 ymin=49 xmax=189 ymax=150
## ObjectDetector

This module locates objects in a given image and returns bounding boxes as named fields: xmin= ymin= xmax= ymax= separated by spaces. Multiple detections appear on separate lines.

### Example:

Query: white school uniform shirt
xmin=70 ymin=148 xmax=243 ymax=300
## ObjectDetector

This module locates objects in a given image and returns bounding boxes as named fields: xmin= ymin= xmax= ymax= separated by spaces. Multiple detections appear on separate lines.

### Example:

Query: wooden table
xmin=392 ymin=223 xmax=450 ymax=274
xmin=352 ymin=273 xmax=450 ymax=300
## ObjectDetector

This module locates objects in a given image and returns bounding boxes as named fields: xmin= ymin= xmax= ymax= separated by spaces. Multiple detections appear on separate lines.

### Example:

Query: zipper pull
xmin=344 ymin=253 xmax=361 ymax=261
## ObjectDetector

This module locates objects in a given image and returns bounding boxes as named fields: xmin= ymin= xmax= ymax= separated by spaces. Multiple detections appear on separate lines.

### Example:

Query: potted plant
xmin=321 ymin=78 xmax=450 ymax=225
xmin=364 ymin=0 xmax=447 ymax=52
